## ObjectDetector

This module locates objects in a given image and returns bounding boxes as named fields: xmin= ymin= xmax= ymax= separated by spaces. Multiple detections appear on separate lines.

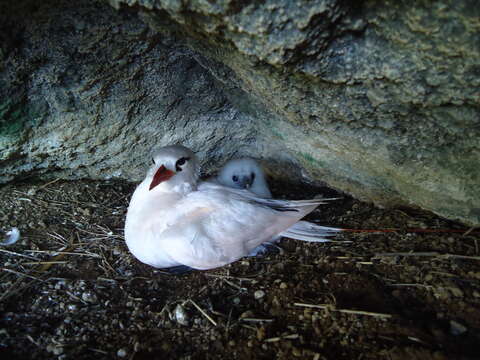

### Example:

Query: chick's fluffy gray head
xmin=218 ymin=158 xmax=265 ymax=190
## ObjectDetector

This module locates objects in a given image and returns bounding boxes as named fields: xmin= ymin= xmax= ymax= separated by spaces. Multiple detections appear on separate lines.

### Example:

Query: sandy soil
xmin=0 ymin=179 xmax=479 ymax=359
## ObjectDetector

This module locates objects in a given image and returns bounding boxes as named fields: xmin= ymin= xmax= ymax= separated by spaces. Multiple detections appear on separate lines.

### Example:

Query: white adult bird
xmin=216 ymin=158 xmax=272 ymax=198
xmin=124 ymin=145 xmax=340 ymax=271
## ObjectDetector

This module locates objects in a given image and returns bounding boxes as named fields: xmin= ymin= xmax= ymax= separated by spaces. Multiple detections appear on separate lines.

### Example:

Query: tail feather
xmin=280 ymin=221 xmax=342 ymax=243
xmin=251 ymin=197 xmax=340 ymax=212
xmin=206 ymin=182 xmax=340 ymax=213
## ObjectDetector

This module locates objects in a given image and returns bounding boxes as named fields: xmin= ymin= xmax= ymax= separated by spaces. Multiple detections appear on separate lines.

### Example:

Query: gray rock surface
xmin=1 ymin=0 xmax=479 ymax=225
xmin=0 ymin=0 xmax=273 ymax=183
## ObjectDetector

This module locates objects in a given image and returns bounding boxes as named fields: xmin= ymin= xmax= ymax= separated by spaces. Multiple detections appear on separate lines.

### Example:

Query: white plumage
xmin=124 ymin=145 xmax=340 ymax=271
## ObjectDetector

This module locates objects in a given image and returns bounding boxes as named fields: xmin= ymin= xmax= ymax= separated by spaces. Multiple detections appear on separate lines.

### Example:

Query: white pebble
xmin=1 ymin=228 xmax=20 ymax=245
xmin=174 ymin=304 xmax=189 ymax=326
xmin=254 ymin=290 xmax=265 ymax=300
xmin=450 ymin=320 xmax=467 ymax=336
xmin=81 ymin=291 xmax=97 ymax=303
xmin=117 ymin=349 xmax=127 ymax=357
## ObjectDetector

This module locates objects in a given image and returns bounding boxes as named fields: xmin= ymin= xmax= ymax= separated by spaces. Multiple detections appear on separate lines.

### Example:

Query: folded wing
xmin=157 ymin=185 xmax=334 ymax=269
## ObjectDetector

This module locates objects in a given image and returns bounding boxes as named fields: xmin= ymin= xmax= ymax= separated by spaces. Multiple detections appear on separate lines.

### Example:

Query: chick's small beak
xmin=150 ymin=165 xmax=175 ymax=190
xmin=241 ymin=176 xmax=253 ymax=189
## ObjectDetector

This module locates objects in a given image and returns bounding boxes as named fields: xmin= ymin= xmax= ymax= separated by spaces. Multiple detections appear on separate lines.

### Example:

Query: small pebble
xmin=292 ymin=347 xmax=302 ymax=357
xmin=1 ymin=227 xmax=20 ymax=246
xmin=254 ymin=290 xmax=265 ymax=300
xmin=117 ymin=349 xmax=127 ymax=357
xmin=450 ymin=320 xmax=467 ymax=336
xmin=449 ymin=287 xmax=464 ymax=298
xmin=240 ymin=310 xmax=254 ymax=319
xmin=175 ymin=304 xmax=189 ymax=326
xmin=82 ymin=291 xmax=97 ymax=303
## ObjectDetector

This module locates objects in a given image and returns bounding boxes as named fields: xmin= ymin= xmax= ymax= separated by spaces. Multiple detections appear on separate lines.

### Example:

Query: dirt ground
xmin=0 ymin=178 xmax=479 ymax=360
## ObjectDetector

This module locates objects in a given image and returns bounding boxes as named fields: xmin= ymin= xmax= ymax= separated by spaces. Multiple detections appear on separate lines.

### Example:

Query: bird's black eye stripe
xmin=152 ymin=158 xmax=155 ymax=164
xmin=175 ymin=157 xmax=190 ymax=171
xmin=232 ymin=175 xmax=238 ymax=182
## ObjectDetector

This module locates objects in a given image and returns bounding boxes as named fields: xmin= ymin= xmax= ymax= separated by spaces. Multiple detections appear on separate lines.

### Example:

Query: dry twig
xmin=188 ymin=299 xmax=217 ymax=326
xmin=374 ymin=252 xmax=480 ymax=261
xmin=294 ymin=303 xmax=392 ymax=319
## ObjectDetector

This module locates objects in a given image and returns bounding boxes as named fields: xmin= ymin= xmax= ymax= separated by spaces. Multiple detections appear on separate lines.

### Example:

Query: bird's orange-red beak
xmin=149 ymin=165 xmax=175 ymax=190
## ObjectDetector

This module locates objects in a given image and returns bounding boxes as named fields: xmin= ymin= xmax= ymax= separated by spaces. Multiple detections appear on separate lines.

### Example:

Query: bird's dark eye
xmin=175 ymin=157 xmax=189 ymax=172
xmin=152 ymin=158 xmax=155 ymax=164
xmin=232 ymin=175 xmax=238 ymax=182
xmin=251 ymin=172 xmax=256 ymax=181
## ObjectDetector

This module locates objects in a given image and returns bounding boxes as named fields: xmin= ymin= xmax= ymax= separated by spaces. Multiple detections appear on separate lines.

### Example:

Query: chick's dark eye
xmin=175 ymin=157 xmax=189 ymax=171
xmin=232 ymin=175 xmax=238 ymax=182
xmin=251 ymin=172 xmax=256 ymax=181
